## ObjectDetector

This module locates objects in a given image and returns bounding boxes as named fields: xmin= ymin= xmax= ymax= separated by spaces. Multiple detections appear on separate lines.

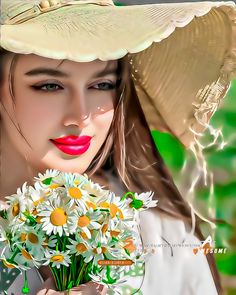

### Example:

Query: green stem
xmin=51 ymin=267 xmax=62 ymax=291
xmin=63 ymin=237 xmax=67 ymax=251
xmin=9 ymin=247 xmax=20 ymax=263
xmin=63 ymin=265 xmax=67 ymax=290
xmin=21 ymin=271 xmax=30 ymax=294
xmin=75 ymin=262 xmax=87 ymax=286
xmin=103 ymin=254 xmax=117 ymax=284
xmin=121 ymin=192 xmax=135 ymax=202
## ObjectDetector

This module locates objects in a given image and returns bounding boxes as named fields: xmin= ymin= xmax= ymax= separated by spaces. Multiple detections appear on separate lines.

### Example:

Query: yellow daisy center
xmin=101 ymin=224 xmax=108 ymax=233
xmin=33 ymin=197 xmax=44 ymax=206
xmin=50 ymin=254 xmax=64 ymax=263
xmin=12 ymin=203 xmax=20 ymax=217
xmin=124 ymin=238 xmax=136 ymax=253
xmin=32 ymin=208 xmax=38 ymax=216
xmin=28 ymin=233 xmax=39 ymax=244
xmin=99 ymin=202 xmax=110 ymax=208
xmin=49 ymin=184 xmax=60 ymax=189
xmin=110 ymin=203 xmax=119 ymax=218
xmin=118 ymin=208 xmax=124 ymax=219
xmin=93 ymin=247 xmax=106 ymax=254
xmin=50 ymin=208 xmax=68 ymax=226
xmin=3 ymin=260 xmax=16 ymax=269
xmin=36 ymin=216 xmax=43 ymax=224
xmin=20 ymin=233 xmax=27 ymax=242
xmin=21 ymin=249 xmax=33 ymax=260
xmin=45 ymin=191 xmax=51 ymax=197
xmin=110 ymin=230 xmax=120 ymax=237
xmin=78 ymin=215 xmax=90 ymax=227
xmin=68 ymin=187 xmax=82 ymax=199
xmin=80 ymin=231 xmax=89 ymax=240
xmin=76 ymin=243 xmax=87 ymax=253
xmin=86 ymin=201 xmax=97 ymax=210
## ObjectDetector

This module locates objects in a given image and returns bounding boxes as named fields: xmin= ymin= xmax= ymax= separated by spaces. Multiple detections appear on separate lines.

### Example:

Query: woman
xmin=0 ymin=0 xmax=235 ymax=294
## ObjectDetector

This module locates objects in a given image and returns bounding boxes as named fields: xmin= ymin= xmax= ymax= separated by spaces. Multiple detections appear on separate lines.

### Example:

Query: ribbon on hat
xmin=3 ymin=0 xmax=114 ymax=25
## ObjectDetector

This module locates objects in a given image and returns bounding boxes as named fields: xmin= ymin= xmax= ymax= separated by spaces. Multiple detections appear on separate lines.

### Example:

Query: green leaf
xmin=130 ymin=199 xmax=143 ymax=209
xmin=215 ymin=252 xmax=236 ymax=275
xmin=42 ymin=177 xmax=53 ymax=185
xmin=151 ymin=130 xmax=185 ymax=171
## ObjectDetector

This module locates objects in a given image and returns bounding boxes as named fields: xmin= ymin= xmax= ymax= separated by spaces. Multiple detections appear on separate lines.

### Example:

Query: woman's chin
xmin=38 ymin=156 xmax=90 ymax=174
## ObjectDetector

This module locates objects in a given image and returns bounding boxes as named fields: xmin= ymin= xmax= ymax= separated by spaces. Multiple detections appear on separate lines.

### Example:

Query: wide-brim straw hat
xmin=0 ymin=0 xmax=236 ymax=148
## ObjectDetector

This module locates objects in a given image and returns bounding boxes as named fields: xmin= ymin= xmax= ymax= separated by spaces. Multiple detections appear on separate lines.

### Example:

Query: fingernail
xmin=98 ymin=284 xmax=105 ymax=292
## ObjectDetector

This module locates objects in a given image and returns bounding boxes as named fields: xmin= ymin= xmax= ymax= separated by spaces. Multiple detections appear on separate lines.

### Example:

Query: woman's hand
xmin=37 ymin=277 xmax=107 ymax=295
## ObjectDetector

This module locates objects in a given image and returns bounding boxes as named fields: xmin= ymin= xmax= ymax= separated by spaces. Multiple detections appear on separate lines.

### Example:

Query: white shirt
xmin=1 ymin=210 xmax=218 ymax=295
xmin=109 ymin=209 xmax=218 ymax=295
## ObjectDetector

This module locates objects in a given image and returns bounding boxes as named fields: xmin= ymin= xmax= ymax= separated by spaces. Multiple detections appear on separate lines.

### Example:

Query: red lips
xmin=52 ymin=135 xmax=92 ymax=145
xmin=51 ymin=135 xmax=92 ymax=156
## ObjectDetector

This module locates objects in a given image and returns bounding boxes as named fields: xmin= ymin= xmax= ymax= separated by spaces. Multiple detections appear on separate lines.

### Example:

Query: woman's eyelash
xmin=31 ymin=82 xmax=117 ymax=92
xmin=32 ymin=83 xmax=63 ymax=92
xmin=92 ymin=82 xmax=116 ymax=90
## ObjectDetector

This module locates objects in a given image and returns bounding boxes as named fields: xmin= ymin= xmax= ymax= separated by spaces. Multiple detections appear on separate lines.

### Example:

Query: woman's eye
xmin=32 ymin=83 xmax=63 ymax=92
xmin=93 ymin=82 xmax=116 ymax=91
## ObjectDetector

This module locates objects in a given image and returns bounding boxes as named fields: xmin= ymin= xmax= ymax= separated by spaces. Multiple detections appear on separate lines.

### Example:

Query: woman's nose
xmin=63 ymin=90 xmax=90 ymax=128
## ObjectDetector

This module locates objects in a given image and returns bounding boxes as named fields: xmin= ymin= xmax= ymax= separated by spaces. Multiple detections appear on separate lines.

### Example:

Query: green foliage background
xmin=152 ymin=80 xmax=236 ymax=294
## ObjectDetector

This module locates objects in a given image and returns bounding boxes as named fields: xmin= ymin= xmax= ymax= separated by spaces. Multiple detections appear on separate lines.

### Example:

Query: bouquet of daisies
xmin=0 ymin=170 xmax=157 ymax=293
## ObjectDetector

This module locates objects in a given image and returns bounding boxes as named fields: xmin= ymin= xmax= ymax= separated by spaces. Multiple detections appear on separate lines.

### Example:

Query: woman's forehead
xmin=14 ymin=54 xmax=118 ymax=75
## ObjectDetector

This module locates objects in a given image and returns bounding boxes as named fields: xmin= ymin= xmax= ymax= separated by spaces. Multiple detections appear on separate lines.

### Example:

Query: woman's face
xmin=0 ymin=54 xmax=118 ymax=174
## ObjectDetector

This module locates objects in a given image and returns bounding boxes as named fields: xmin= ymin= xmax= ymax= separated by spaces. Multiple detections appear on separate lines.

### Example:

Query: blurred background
xmin=114 ymin=0 xmax=236 ymax=294
xmin=152 ymin=81 xmax=236 ymax=295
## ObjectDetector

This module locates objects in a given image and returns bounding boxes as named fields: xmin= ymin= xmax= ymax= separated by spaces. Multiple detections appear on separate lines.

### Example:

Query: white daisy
xmin=34 ymin=169 xmax=60 ymax=188
xmin=81 ymin=241 xmax=107 ymax=264
xmin=98 ymin=192 xmax=134 ymax=222
xmin=12 ymin=225 xmax=46 ymax=257
xmin=65 ymin=185 xmax=88 ymax=211
xmin=44 ymin=250 xmax=71 ymax=269
xmin=28 ymin=183 xmax=49 ymax=208
xmin=0 ymin=247 xmax=20 ymax=270
xmin=63 ymin=172 xmax=88 ymax=188
xmin=96 ymin=219 xmax=125 ymax=245
xmin=42 ymin=235 xmax=58 ymax=249
xmin=1 ymin=258 xmax=19 ymax=270
xmin=0 ymin=201 xmax=9 ymax=210
xmin=133 ymin=191 xmax=158 ymax=210
xmin=14 ymin=246 xmax=42 ymax=270
xmin=34 ymin=172 xmax=66 ymax=198
xmin=6 ymin=183 xmax=33 ymax=229
xmin=76 ymin=208 xmax=102 ymax=239
xmin=89 ymin=264 xmax=127 ymax=288
xmin=38 ymin=196 xmax=77 ymax=236
xmin=66 ymin=233 xmax=90 ymax=256
xmin=82 ymin=180 xmax=109 ymax=198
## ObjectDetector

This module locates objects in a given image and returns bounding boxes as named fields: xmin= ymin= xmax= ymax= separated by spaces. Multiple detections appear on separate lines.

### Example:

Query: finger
xmin=36 ymin=278 xmax=57 ymax=295
xmin=98 ymin=284 xmax=107 ymax=295
xmin=46 ymin=289 xmax=67 ymax=295
xmin=44 ymin=277 xmax=56 ymax=289
xmin=36 ymin=289 xmax=48 ymax=295
xmin=68 ymin=282 xmax=106 ymax=295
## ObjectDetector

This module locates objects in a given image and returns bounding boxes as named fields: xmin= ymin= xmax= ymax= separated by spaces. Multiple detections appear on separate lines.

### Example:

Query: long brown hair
xmin=86 ymin=55 xmax=222 ymax=294
xmin=0 ymin=50 xmax=222 ymax=294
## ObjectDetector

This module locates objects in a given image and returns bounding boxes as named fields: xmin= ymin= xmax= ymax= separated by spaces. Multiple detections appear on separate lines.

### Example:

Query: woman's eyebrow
xmin=24 ymin=68 xmax=69 ymax=77
xmin=24 ymin=66 xmax=118 ymax=78
xmin=93 ymin=66 xmax=118 ymax=78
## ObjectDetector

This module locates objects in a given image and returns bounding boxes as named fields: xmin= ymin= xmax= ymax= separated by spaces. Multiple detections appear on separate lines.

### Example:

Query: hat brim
xmin=1 ymin=1 xmax=236 ymax=147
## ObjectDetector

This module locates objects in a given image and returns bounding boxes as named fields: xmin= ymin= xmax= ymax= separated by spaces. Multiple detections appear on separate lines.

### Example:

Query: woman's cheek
xmin=17 ymin=95 xmax=61 ymax=123
xmin=15 ymin=103 xmax=60 ymax=145
xmin=92 ymin=109 xmax=114 ymax=131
